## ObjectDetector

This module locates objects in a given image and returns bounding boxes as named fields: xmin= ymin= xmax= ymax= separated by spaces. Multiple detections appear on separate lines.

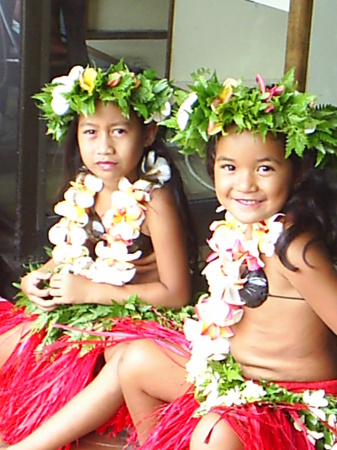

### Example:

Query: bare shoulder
xmin=281 ymin=231 xmax=337 ymax=334
xmin=148 ymin=183 xmax=176 ymax=210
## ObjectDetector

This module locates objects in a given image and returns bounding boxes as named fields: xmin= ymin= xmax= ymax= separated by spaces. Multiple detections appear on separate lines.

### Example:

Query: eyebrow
xmin=216 ymin=155 xmax=283 ymax=164
xmin=78 ymin=119 xmax=131 ymax=128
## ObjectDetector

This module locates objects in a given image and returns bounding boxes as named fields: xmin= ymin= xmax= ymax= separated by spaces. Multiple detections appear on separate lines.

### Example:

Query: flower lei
xmin=184 ymin=209 xmax=337 ymax=448
xmin=33 ymin=59 xmax=173 ymax=142
xmin=48 ymin=151 xmax=170 ymax=286
xmin=164 ymin=68 xmax=337 ymax=168
xmin=184 ymin=208 xmax=283 ymax=374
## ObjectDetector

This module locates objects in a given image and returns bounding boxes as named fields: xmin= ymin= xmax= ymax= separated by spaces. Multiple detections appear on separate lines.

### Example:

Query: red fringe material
xmin=0 ymin=306 xmax=189 ymax=448
xmin=137 ymin=379 xmax=337 ymax=450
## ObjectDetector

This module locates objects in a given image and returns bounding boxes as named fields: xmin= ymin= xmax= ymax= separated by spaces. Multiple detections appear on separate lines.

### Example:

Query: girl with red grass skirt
xmin=117 ymin=71 xmax=337 ymax=450
xmin=0 ymin=62 xmax=196 ymax=450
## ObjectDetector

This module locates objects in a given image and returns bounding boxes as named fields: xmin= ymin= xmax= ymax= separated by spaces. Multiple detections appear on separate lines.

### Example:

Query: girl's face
xmin=77 ymin=101 xmax=156 ymax=189
xmin=214 ymin=130 xmax=296 ymax=224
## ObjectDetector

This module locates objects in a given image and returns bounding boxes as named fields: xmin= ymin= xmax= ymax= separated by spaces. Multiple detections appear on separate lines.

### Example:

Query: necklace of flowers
xmin=184 ymin=207 xmax=284 ymax=371
xmin=183 ymin=210 xmax=337 ymax=448
xmin=48 ymin=150 xmax=171 ymax=286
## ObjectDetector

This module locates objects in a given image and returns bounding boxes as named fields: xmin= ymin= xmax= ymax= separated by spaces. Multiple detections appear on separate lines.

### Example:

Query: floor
xmin=71 ymin=432 xmax=126 ymax=449
xmin=0 ymin=431 xmax=127 ymax=449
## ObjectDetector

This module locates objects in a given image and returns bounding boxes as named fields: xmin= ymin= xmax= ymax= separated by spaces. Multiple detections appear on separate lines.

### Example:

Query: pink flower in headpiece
xmin=107 ymin=72 xmax=122 ymax=88
xmin=256 ymin=74 xmax=266 ymax=94
xmin=267 ymin=85 xmax=285 ymax=102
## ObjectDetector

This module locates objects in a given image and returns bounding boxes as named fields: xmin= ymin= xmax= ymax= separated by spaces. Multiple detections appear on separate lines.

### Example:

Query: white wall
xmin=86 ymin=0 xmax=337 ymax=104
xmin=307 ymin=0 xmax=337 ymax=104
xmin=170 ymin=0 xmax=288 ymax=88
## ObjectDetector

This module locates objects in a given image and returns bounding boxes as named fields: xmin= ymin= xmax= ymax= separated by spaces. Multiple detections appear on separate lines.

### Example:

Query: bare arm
xmin=281 ymin=233 xmax=337 ymax=334
xmin=36 ymin=186 xmax=192 ymax=310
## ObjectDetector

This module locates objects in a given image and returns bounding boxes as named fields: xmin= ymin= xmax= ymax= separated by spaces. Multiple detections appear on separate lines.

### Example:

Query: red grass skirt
xmin=0 ymin=299 xmax=188 ymax=449
xmin=138 ymin=378 xmax=337 ymax=450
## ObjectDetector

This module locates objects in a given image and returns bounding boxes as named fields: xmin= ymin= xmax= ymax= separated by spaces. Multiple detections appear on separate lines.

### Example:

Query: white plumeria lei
xmin=48 ymin=151 xmax=170 ymax=285
xmin=184 ymin=210 xmax=337 ymax=447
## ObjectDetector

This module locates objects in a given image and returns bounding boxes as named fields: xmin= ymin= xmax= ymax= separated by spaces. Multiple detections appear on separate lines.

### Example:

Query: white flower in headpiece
xmin=51 ymin=85 xmax=72 ymax=116
xmin=52 ymin=65 xmax=84 ymax=86
xmin=50 ymin=66 xmax=84 ymax=115
xmin=177 ymin=92 xmax=198 ymax=130
xmin=145 ymin=100 xmax=172 ymax=123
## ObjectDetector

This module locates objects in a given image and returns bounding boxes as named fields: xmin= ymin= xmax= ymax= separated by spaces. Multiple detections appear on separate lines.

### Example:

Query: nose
xmin=235 ymin=170 xmax=258 ymax=192
xmin=97 ymin=133 xmax=114 ymax=155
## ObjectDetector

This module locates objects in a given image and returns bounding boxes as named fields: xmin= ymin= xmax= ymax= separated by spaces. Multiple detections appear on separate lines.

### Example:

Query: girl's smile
xmin=214 ymin=130 xmax=296 ymax=224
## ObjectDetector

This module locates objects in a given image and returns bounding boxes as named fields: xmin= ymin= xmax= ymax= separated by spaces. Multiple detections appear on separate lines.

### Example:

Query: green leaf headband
xmin=33 ymin=59 xmax=174 ymax=142
xmin=165 ymin=68 xmax=337 ymax=168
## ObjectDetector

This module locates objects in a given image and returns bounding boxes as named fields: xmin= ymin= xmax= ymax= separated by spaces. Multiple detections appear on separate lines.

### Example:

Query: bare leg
xmin=7 ymin=343 xmax=127 ymax=450
xmin=0 ymin=322 xmax=33 ymax=369
xmin=190 ymin=413 xmax=243 ymax=450
xmin=119 ymin=339 xmax=190 ymax=444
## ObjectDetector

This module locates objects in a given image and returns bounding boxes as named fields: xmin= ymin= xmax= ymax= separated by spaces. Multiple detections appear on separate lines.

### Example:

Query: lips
xmin=96 ymin=161 xmax=117 ymax=170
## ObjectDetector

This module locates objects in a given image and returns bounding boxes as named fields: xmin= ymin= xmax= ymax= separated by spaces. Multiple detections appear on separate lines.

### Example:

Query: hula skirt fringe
xmin=138 ymin=379 xmax=337 ymax=450
xmin=0 ymin=299 xmax=188 ymax=449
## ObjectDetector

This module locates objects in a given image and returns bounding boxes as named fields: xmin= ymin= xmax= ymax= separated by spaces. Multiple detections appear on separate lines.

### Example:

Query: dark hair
xmin=58 ymin=116 xmax=198 ymax=273
xmin=205 ymin=133 xmax=337 ymax=270
xmin=277 ymin=165 xmax=337 ymax=269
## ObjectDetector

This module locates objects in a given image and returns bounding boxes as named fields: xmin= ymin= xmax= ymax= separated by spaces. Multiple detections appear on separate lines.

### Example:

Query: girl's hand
xmin=20 ymin=270 xmax=52 ymax=306
xmin=45 ymin=273 xmax=90 ymax=307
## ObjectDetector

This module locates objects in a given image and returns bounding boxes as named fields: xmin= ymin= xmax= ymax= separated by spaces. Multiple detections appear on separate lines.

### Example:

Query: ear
xmin=144 ymin=122 xmax=158 ymax=147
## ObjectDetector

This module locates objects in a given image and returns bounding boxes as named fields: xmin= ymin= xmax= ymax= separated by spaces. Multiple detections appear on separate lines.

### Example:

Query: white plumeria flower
xmin=202 ymin=257 xmax=245 ymax=306
xmin=52 ymin=65 xmax=84 ymax=86
xmin=145 ymin=101 xmax=172 ymax=123
xmin=84 ymin=173 xmax=104 ymax=193
xmin=185 ymin=355 xmax=208 ymax=383
xmin=177 ymin=92 xmax=198 ymax=130
xmin=75 ymin=190 xmax=95 ymax=208
xmin=54 ymin=200 xmax=89 ymax=226
xmin=95 ymin=240 xmax=141 ymax=262
xmin=51 ymin=66 xmax=84 ymax=115
xmin=52 ymin=243 xmax=88 ymax=264
xmin=241 ymin=380 xmax=267 ymax=401
xmin=71 ymin=256 xmax=94 ymax=274
xmin=90 ymin=259 xmax=136 ymax=285
xmin=64 ymin=187 xmax=77 ymax=204
xmin=69 ymin=226 xmax=88 ymax=246
xmin=303 ymin=389 xmax=329 ymax=408
xmin=141 ymin=150 xmax=171 ymax=185
xmin=184 ymin=317 xmax=203 ymax=342
xmin=48 ymin=222 xmax=68 ymax=245
xmin=51 ymin=85 xmax=72 ymax=115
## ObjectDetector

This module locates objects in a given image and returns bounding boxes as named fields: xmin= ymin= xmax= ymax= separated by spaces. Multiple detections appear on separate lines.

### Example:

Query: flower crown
xmin=33 ymin=59 xmax=173 ymax=142
xmin=165 ymin=68 xmax=337 ymax=167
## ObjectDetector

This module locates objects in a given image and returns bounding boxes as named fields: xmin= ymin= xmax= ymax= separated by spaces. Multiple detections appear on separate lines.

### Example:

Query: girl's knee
xmin=118 ymin=339 xmax=157 ymax=381
xmin=190 ymin=413 xmax=243 ymax=450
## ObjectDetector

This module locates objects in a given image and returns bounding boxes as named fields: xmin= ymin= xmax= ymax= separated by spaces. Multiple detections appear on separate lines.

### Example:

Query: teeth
xmin=239 ymin=199 xmax=258 ymax=204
